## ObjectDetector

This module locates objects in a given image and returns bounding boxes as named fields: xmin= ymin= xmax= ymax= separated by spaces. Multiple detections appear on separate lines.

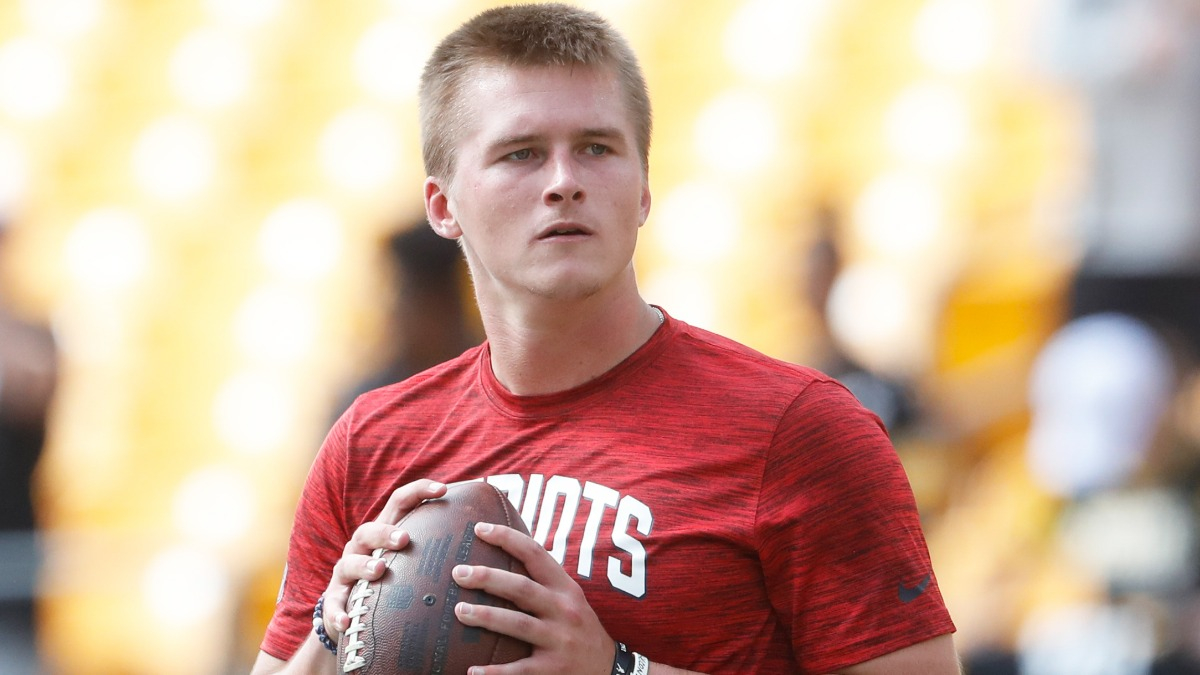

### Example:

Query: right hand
xmin=319 ymin=479 xmax=448 ymax=639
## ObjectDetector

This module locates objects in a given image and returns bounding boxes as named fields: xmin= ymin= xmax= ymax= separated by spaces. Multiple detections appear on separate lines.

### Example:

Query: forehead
xmin=455 ymin=64 xmax=632 ymax=141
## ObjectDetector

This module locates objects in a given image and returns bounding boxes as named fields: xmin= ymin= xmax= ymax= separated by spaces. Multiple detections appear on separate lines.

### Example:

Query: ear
xmin=424 ymin=176 xmax=462 ymax=239
xmin=637 ymin=180 xmax=652 ymax=227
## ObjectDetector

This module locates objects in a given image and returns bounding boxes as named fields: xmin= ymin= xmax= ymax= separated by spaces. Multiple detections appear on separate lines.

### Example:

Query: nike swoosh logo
xmin=898 ymin=573 xmax=931 ymax=603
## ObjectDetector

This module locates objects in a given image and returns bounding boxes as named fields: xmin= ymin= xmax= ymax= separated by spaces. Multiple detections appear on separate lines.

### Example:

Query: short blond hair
xmin=419 ymin=3 xmax=652 ymax=180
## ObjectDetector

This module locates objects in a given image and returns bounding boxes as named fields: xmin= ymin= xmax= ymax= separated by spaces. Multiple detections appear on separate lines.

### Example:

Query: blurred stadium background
xmin=0 ymin=0 xmax=1197 ymax=673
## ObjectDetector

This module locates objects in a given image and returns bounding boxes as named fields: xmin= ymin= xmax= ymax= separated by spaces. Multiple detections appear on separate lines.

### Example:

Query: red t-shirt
xmin=262 ymin=310 xmax=954 ymax=673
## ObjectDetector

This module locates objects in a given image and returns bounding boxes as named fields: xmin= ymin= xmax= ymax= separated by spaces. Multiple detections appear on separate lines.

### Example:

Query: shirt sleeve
xmin=259 ymin=409 xmax=354 ymax=660
xmin=755 ymin=378 xmax=954 ymax=673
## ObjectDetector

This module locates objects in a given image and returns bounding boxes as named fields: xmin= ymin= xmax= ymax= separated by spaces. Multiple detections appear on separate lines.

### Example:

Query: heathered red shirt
xmin=262 ymin=309 xmax=954 ymax=673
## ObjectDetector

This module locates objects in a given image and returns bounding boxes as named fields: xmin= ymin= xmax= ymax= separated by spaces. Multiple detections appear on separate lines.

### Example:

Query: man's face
xmin=424 ymin=64 xmax=651 ymax=307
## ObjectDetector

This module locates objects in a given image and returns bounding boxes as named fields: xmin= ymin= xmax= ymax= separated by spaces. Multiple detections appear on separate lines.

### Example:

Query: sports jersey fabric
xmin=262 ymin=308 xmax=955 ymax=673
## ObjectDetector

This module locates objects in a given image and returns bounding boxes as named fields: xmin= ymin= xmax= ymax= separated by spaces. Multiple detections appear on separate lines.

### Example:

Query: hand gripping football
xmin=337 ymin=482 xmax=534 ymax=674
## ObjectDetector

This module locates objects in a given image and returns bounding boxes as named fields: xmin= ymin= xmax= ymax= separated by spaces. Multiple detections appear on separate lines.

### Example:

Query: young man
xmin=252 ymin=4 xmax=958 ymax=674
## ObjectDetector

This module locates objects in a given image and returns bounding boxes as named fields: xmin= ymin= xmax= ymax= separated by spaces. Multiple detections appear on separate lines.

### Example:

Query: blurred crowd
xmin=931 ymin=0 xmax=1200 ymax=671
xmin=991 ymin=0 xmax=1200 ymax=671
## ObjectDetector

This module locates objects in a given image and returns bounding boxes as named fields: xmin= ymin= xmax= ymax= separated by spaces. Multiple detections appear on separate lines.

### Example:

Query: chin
xmin=526 ymin=275 xmax=605 ymax=301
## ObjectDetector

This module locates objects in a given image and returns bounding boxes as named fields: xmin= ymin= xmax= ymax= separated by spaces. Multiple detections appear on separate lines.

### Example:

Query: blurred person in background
xmin=333 ymin=218 xmax=482 ymax=416
xmin=1037 ymin=0 xmax=1200 ymax=369
xmin=801 ymin=205 xmax=920 ymax=439
xmin=0 ymin=216 xmax=58 ymax=674
xmin=1020 ymin=313 xmax=1198 ymax=675
xmin=1013 ymin=1 xmax=1200 ymax=673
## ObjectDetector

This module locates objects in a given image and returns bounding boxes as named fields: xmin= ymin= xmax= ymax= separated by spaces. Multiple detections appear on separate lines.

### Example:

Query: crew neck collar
xmin=477 ymin=306 xmax=676 ymax=419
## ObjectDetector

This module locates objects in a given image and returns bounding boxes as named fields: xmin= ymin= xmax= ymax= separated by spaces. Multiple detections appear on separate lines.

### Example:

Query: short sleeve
xmin=755 ymin=378 xmax=954 ymax=673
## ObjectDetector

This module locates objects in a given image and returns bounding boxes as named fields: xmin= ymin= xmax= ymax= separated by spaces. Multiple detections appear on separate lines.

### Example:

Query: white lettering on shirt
xmin=536 ymin=475 xmax=582 ymax=564
xmin=610 ymin=495 xmax=652 ymax=598
xmin=578 ymin=482 xmax=619 ymax=579
xmin=485 ymin=473 xmax=651 ymax=598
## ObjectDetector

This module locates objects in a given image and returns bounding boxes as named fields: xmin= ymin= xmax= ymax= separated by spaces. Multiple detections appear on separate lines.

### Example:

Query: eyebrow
xmin=488 ymin=126 xmax=629 ymax=152
xmin=578 ymin=127 xmax=627 ymax=141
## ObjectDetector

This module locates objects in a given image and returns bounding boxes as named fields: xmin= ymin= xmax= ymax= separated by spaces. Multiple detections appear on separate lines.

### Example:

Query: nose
xmin=544 ymin=153 xmax=584 ymax=205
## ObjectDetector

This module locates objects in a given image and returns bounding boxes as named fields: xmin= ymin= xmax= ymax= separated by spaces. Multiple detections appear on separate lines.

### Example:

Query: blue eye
xmin=507 ymin=149 xmax=532 ymax=161
xmin=587 ymin=144 xmax=608 ymax=156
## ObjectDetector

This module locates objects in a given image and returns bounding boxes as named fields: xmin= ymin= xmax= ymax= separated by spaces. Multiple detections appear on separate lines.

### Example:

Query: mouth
xmin=537 ymin=223 xmax=592 ymax=240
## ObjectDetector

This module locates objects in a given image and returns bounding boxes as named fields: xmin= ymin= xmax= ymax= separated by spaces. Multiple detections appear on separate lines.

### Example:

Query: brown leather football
xmin=337 ymin=482 xmax=533 ymax=674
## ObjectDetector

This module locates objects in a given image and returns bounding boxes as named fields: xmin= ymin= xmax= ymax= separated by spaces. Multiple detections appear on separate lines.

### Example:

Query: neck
xmin=480 ymin=292 xmax=662 ymax=396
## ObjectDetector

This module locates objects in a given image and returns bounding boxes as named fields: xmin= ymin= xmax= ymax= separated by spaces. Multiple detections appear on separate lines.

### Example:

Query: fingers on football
xmin=473 ymin=522 xmax=567 ymax=584
xmin=325 ymin=551 xmax=388 ymax=630
xmin=335 ymin=543 xmax=390 ymax=582
xmin=321 ymin=583 xmax=351 ymax=634
xmin=375 ymin=479 xmax=447 ymax=524
xmin=453 ymin=590 xmax=542 ymax=645
xmin=452 ymin=561 xmax=543 ymax=609
xmin=346 ymin=520 xmax=409 ymax=556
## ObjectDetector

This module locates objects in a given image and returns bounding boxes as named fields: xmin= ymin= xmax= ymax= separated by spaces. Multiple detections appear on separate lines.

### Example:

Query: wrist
xmin=312 ymin=595 xmax=338 ymax=654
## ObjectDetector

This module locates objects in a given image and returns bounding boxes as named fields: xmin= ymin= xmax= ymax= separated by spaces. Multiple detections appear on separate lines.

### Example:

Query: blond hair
xmin=419 ymin=3 xmax=652 ymax=180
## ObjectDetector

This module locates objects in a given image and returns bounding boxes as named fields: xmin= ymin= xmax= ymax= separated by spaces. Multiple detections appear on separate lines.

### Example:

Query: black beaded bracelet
xmin=312 ymin=595 xmax=338 ymax=654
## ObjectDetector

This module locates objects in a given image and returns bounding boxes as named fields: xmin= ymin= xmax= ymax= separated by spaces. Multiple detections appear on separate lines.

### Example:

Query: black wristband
xmin=612 ymin=641 xmax=636 ymax=675
xmin=312 ymin=595 xmax=338 ymax=654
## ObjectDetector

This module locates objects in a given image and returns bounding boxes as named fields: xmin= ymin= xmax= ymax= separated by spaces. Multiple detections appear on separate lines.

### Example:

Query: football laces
xmin=341 ymin=548 xmax=384 ymax=673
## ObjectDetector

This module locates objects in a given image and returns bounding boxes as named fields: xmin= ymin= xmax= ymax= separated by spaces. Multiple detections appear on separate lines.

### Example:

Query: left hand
xmin=451 ymin=522 xmax=616 ymax=675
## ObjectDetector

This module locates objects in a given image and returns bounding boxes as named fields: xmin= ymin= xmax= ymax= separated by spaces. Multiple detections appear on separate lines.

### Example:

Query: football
xmin=337 ymin=481 xmax=534 ymax=674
